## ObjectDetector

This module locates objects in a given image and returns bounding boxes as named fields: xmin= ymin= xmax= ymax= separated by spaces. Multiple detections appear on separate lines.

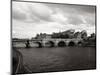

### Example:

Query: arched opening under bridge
xmin=77 ymin=41 xmax=83 ymax=46
xmin=46 ymin=41 xmax=55 ymax=47
xmin=68 ymin=41 xmax=75 ymax=46
xmin=35 ymin=42 xmax=42 ymax=48
xmin=58 ymin=41 xmax=66 ymax=47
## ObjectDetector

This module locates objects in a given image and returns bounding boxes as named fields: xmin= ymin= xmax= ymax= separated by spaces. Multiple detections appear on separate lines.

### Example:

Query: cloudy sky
xmin=12 ymin=1 xmax=96 ymax=38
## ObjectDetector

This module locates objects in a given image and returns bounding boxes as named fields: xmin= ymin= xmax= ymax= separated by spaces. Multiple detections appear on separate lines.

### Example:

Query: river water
xmin=18 ymin=47 xmax=96 ymax=73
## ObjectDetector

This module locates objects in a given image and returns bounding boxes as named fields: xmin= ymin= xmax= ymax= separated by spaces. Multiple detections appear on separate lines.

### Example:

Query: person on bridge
xmin=25 ymin=40 xmax=30 ymax=48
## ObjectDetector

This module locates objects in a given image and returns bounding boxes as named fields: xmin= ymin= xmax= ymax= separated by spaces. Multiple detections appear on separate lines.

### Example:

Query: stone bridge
xmin=13 ymin=38 xmax=83 ymax=47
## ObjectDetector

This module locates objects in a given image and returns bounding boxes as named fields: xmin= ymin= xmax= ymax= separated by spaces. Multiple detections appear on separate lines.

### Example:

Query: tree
xmin=81 ymin=30 xmax=87 ymax=40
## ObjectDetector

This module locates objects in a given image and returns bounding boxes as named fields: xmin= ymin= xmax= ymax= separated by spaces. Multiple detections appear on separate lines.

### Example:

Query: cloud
xmin=51 ymin=12 xmax=67 ymax=24
xmin=12 ymin=1 xmax=96 ymax=38
xmin=47 ymin=4 xmax=96 ymax=25
xmin=12 ymin=10 xmax=27 ymax=20
xmin=84 ymin=14 xmax=95 ymax=25
xmin=12 ymin=2 xmax=53 ymax=23
xmin=66 ymin=15 xmax=84 ymax=25
xmin=78 ymin=5 xmax=96 ymax=14
xmin=12 ymin=1 xmax=96 ymax=25
xmin=28 ymin=3 xmax=53 ymax=22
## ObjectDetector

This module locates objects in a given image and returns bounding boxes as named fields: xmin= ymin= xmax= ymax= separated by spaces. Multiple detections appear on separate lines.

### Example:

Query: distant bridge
xmin=12 ymin=38 xmax=83 ymax=48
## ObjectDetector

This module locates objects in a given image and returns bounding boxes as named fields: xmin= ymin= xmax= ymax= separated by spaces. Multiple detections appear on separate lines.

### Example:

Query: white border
xmin=0 ymin=0 xmax=100 ymax=75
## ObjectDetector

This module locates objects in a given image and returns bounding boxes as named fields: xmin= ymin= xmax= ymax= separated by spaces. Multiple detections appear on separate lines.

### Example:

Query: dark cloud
xmin=78 ymin=5 xmax=96 ymax=14
xmin=46 ymin=3 xmax=96 ymax=14
xmin=46 ymin=3 xmax=96 ymax=25
xmin=12 ymin=10 xmax=27 ymax=20
xmin=67 ymin=15 xmax=84 ymax=25
xmin=84 ymin=15 xmax=95 ymax=25
xmin=12 ymin=1 xmax=96 ymax=25
xmin=29 ymin=9 xmax=52 ymax=22
xmin=12 ymin=2 xmax=53 ymax=23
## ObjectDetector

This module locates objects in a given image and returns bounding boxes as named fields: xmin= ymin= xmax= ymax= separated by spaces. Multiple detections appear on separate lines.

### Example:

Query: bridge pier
xmin=54 ymin=43 xmax=58 ymax=47
xmin=65 ymin=41 xmax=69 ymax=46
xmin=41 ymin=40 xmax=46 ymax=47
xmin=54 ymin=40 xmax=59 ymax=47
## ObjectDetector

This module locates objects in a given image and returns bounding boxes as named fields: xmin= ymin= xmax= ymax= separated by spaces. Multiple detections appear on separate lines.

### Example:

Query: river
xmin=17 ymin=47 xmax=96 ymax=73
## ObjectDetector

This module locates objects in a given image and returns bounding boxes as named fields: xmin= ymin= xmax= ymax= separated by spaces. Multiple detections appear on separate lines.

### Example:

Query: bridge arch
xmin=35 ymin=42 xmax=42 ymax=48
xmin=77 ymin=41 xmax=83 ymax=46
xmin=68 ymin=41 xmax=75 ymax=46
xmin=45 ymin=41 xmax=55 ymax=47
xmin=58 ymin=41 xmax=66 ymax=47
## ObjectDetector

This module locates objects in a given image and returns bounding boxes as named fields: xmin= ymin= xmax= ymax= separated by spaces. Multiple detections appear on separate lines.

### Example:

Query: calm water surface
xmin=18 ymin=47 xmax=96 ymax=73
